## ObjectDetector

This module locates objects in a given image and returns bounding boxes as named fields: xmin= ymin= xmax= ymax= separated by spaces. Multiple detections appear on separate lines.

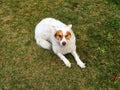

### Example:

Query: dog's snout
xmin=62 ymin=41 xmax=66 ymax=46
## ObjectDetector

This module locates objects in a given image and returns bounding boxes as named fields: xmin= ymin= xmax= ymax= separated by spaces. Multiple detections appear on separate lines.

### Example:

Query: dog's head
xmin=54 ymin=24 xmax=72 ymax=46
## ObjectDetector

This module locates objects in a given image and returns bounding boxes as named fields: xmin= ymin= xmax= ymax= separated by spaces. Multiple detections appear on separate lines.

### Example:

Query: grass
xmin=0 ymin=0 xmax=120 ymax=90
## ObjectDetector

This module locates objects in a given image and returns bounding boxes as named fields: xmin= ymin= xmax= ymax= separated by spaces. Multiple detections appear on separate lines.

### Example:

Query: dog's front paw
xmin=77 ymin=62 xmax=86 ymax=68
xmin=64 ymin=61 xmax=71 ymax=68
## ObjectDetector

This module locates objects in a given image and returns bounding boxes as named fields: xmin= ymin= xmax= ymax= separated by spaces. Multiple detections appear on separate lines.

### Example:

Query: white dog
xmin=35 ymin=18 xmax=85 ymax=68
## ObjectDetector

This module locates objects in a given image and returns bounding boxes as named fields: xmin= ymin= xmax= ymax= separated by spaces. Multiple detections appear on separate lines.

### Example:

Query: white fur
xmin=35 ymin=18 xmax=86 ymax=68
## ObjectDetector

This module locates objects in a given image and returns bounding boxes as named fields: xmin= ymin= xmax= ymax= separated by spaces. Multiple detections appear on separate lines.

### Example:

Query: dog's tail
xmin=35 ymin=38 xmax=51 ymax=50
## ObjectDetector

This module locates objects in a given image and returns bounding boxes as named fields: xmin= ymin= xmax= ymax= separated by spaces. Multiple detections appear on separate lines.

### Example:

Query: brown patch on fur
xmin=54 ymin=30 xmax=63 ymax=40
xmin=65 ymin=31 xmax=71 ymax=40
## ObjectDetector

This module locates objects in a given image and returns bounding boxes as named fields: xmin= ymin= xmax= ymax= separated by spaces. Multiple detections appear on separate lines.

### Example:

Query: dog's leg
xmin=57 ymin=53 xmax=71 ymax=68
xmin=36 ymin=39 xmax=51 ymax=50
xmin=71 ymin=51 xmax=86 ymax=68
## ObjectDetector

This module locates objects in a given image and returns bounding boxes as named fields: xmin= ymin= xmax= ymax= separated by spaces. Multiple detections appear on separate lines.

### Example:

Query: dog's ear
xmin=67 ymin=24 xmax=72 ymax=29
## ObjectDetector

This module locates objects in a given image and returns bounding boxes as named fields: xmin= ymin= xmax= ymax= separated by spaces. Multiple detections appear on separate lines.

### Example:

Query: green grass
xmin=0 ymin=0 xmax=120 ymax=90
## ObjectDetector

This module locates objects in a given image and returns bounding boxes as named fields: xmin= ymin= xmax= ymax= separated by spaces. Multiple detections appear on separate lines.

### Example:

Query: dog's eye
xmin=65 ymin=35 xmax=68 ymax=38
xmin=59 ymin=35 xmax=62 ymax=37
xmin=54 ymin=30 xmax=63 ymax=40
xmin=65 ymin=35 xmax=69 ymax=39
xmin=65 ymin=32 xmax=71 ymax=40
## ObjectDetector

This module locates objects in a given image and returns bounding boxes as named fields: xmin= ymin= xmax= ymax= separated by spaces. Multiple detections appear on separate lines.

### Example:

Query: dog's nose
xmin=62 ymin=41 xmax=66 ymax=46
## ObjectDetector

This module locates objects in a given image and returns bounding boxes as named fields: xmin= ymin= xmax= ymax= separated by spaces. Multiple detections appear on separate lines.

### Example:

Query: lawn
xmin=0 ymin=0 xmax=120 ymax=90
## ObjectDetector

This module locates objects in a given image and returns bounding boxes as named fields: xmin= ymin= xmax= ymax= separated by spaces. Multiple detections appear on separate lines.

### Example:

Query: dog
xmin=35 ymin=18 xmax=85 ymax=68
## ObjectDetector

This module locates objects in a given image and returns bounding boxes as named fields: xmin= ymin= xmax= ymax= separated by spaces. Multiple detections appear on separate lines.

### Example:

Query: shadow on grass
xmin=106 ymin=0 xmax=120 ymax=6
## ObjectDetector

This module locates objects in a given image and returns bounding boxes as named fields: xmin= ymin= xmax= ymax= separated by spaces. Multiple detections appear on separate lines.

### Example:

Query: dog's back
xmin=35 ymin=18 xmax=54 ymax=50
